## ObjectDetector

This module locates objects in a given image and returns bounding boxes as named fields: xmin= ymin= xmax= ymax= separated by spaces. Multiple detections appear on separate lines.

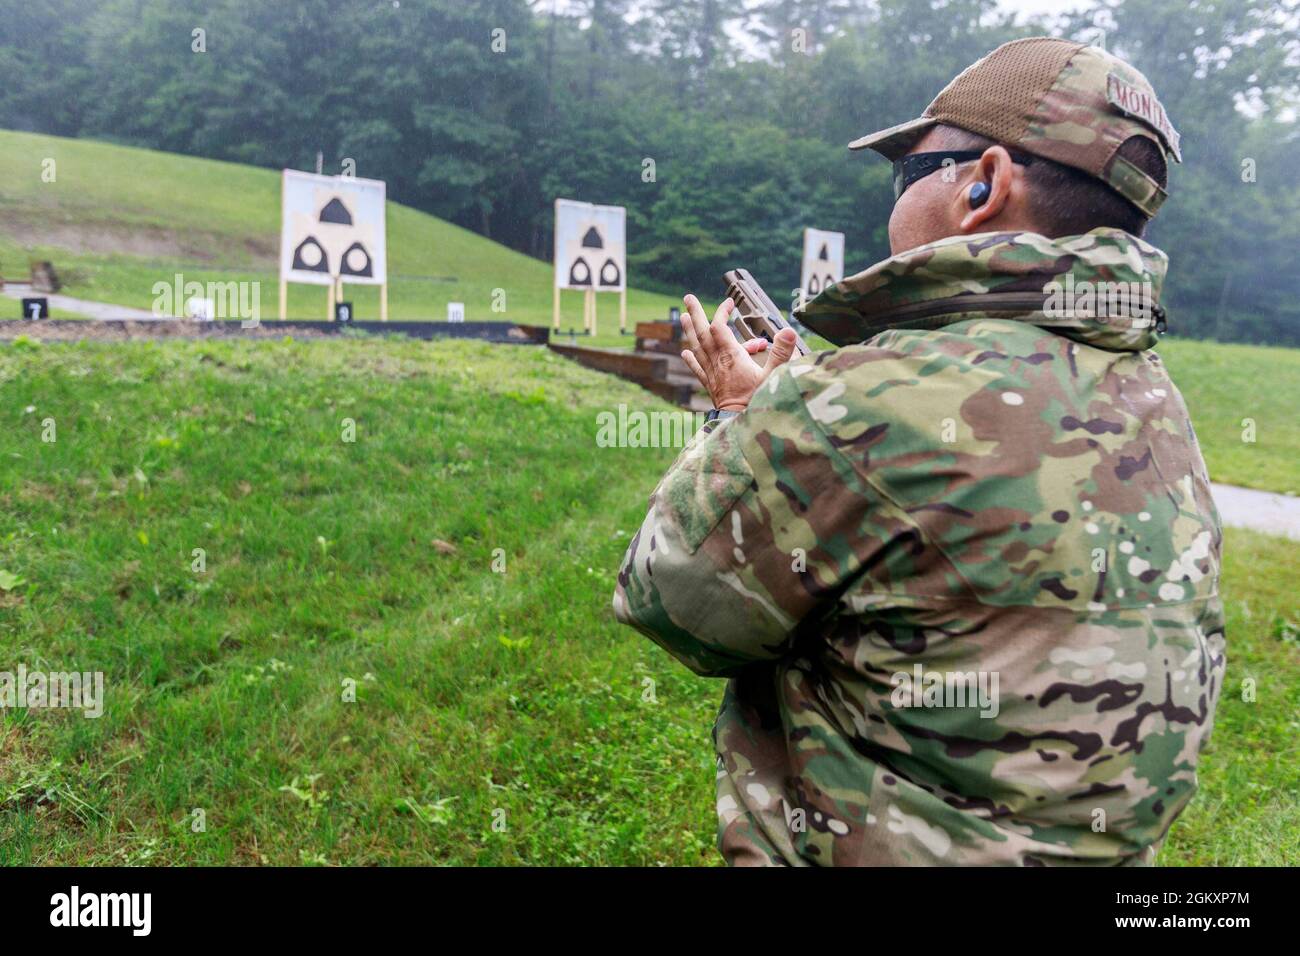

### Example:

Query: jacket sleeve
xmin=612 ymin=361 xmax=870 ymax=676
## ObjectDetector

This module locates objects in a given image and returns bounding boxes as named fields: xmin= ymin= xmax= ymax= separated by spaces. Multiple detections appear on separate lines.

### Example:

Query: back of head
xmin=849 ymin=37 xmax=1181 ymax=237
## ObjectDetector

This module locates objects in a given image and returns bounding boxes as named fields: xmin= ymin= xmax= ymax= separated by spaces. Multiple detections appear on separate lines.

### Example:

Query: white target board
xmin=280 ymin=170 xmax=387 ymax=287
xmin=800 ymin=228 xmax=845 ymax=304
xmin=554 ymin=199 xmax=625 ymax=292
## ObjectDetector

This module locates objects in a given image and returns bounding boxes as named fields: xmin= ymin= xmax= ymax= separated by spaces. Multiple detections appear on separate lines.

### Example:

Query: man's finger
xmin=711 ymin=298 xmax=756 ymax=367
xmin=680 ymin=295 xmax=703 ymax=356
xmin=708 ymin=297 xmax=735 ymax=344
xmin=761 ymin=328 xmax=799 ymax=374
xmin=681 ymin=349 xmax=708 ymax=388
xmin=683 ymin=294 xmax=714 ymax=352
xmin=710 ymin=298 xmax=747 ymax=363
xmin=743 ymin=338 xmax=769 ymax=354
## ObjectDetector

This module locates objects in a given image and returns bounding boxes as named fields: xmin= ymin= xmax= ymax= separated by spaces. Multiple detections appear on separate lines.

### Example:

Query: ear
xmin=958 ymin=145 xmax=1018 ymax=233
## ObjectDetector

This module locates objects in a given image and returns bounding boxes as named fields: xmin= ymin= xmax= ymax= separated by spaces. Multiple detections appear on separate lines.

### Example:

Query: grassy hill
xmin=0 ymin=129 xmax=675 ymax=344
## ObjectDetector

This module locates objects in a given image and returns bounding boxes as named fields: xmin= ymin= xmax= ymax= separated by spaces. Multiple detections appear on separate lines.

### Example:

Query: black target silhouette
xmin=320 ymin=197 xmax=353 ymax=225
xmin=808 ymin=241 xmax=835 ymax=296
xmin=567 ymin=225 xmax=612 ymax=287
xmin=568 ymin=257 xmax=592 ymax=286
xmin=339 ymin=241 xmax=373 ymax=278
xmin=599 ymin=258 xmax=621 ymax=287
xmin=291 ymin=236 xmax=329 ymax=273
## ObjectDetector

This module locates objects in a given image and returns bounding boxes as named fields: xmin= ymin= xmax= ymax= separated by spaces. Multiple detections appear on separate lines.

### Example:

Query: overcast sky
xmin=999 ymin=0 xmax=1088 ymax=21
xmin=554 ymin=1 xmax=1099 ymax=47
xmin=554 ymin=0 xmax=1094 ymax=28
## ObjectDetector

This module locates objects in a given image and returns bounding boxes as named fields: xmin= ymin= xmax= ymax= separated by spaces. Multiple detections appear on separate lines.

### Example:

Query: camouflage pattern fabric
xmin=1023 ymin=42 xmax=1178 ymax=218
xmin=613 ymin=228 xmax=1225 ymax=866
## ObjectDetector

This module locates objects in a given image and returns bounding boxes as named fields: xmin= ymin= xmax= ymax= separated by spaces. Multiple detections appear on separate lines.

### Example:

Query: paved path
xmin=3 ymin=286 xmax=157 ymax=320
xmin=1210 ymin=483 xmax=1300 ymax=540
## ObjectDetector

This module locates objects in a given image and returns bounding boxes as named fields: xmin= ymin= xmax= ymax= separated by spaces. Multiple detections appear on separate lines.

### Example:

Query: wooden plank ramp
xmin=549 ymin=319 xmax=709 ymax=410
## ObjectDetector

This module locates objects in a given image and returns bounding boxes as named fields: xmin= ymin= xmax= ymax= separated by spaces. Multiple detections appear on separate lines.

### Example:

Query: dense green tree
xmin=0 ymin=0 xmax=1295 ymax=342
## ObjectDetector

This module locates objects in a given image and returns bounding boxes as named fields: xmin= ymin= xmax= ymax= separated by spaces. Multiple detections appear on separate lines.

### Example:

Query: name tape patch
xmin=1106 ymin=73 xmax=1181 ymax=161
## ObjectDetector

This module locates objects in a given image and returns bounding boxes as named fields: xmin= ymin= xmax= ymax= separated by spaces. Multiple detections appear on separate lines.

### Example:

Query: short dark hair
xmin=930 ymin=124 xmax=1168 ymax=238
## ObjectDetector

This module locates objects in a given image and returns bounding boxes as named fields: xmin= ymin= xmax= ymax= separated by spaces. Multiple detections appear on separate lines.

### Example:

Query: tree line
xmin=1 ymin=0 xmax=1297 ymax=344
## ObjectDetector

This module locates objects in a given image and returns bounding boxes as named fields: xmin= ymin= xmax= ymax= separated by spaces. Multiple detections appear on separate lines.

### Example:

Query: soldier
xmin=613 ymin=37 xmax=1225 ymax=866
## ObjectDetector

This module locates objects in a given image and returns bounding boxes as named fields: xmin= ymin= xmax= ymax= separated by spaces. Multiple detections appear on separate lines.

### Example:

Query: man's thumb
xmin=763 ymin=328 xmax=798 ymax=370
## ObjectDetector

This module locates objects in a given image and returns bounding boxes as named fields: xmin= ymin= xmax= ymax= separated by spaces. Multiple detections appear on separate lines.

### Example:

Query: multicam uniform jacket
xmin=613 ymin=228 xmax=1225 ymax=866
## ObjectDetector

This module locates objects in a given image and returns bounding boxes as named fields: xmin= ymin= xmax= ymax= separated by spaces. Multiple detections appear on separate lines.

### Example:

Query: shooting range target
xmin=555 ymin=199 xmax=626 ymax=292
xmin=800 ymin=228 xmax=845 ymax=305
xmin=280 ymin=170 xmax=387 ymax=287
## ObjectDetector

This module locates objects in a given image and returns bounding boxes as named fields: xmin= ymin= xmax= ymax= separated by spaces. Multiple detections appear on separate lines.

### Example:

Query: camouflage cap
xmin=848 ymin=37 xmax=1182 ymax=218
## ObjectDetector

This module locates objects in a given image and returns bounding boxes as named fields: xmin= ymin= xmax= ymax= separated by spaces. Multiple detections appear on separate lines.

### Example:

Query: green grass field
xmin=0 ymin=337 xmax=1295 ymax=865
xmin=1157 ymin=338 xmax=1300 ymax=495
xmin=0 ymin=129 xmax=675 ymax=345
xmin=2 ymin=130 xmax=1298 ymax=865
xmin=0 ymin=338 xmax=718 ymax=864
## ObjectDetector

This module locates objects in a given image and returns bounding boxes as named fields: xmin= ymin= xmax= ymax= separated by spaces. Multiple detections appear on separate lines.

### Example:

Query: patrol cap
xmin=848 ymin=37 xmax=1181 ymax=218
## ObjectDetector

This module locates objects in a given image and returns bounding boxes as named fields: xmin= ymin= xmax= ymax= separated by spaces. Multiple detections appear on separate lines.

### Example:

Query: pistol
xmin=722 ymin=268 xmax=810 ymax=356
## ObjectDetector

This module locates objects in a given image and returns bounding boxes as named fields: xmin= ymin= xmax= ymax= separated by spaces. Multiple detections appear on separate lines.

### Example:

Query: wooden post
xmin=327 ymin=279 xmax=336 ymax=320
xmin=380 ymin=283 xmax=388 ymax=322
xmin=279 ymin=279 xmax=287 ymax=321
xmin=585 ymin=288 xmax=596 ymax=336
xmin=552 ymin=197 xmax=561 ymax=330
xmin=619 ymin=289 xmax=627 ymax=334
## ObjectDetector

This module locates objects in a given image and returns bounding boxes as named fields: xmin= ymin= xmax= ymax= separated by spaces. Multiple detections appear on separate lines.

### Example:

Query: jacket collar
xmin=797 ymin=228 xmax=1168 ymax=352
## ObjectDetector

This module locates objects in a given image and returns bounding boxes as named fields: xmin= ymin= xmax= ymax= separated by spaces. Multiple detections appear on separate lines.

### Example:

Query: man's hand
xmin=680 ymin=294 xmax=799 ymax=411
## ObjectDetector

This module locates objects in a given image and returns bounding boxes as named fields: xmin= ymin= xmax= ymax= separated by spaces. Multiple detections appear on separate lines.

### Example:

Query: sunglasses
xmin=893 ymin=150 xmax=1034 ymax=200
